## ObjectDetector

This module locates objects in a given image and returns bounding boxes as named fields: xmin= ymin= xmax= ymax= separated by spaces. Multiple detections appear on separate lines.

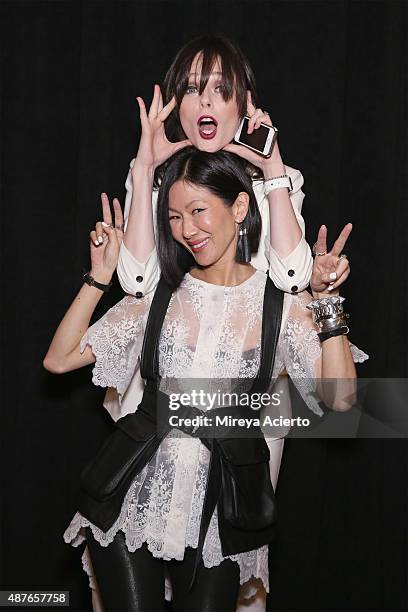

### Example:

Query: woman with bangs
xmin=114 ymin=34 xmax=324 ymax=303
xmin=45 ymin=142 xmax=366 ymax=610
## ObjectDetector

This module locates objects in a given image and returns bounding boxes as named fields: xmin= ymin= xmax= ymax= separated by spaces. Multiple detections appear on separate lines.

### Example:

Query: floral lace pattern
xmin=79 ymin=293 xmax=153 ymax=399
xmin=66 ymin=270 xmax=368 ymax=602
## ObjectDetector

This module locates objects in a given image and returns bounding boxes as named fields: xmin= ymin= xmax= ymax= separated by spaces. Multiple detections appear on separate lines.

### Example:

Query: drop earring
xmin=236 ymin=223 xmax=251 ymax=263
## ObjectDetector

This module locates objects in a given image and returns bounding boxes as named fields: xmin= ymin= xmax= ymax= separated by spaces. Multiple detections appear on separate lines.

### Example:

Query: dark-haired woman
xmin=115 ymin=34 xmax=315 ymax=300
xmin=45 ymin=148 xmax=366 ymax=611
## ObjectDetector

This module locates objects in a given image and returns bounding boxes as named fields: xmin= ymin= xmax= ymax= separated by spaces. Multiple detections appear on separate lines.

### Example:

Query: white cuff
xmin=117 ymin=241 xmax=160 ymax=295
xmin=265 ymin=236 xmax=313 ymax=293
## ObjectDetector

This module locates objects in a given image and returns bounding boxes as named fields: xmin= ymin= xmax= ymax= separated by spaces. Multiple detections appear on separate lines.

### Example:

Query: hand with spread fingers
xmin=310 ymin=223 xmax=353 ymax=296
xmin=89 ymin=193 xmax=124 ymax=282
xmin=222 ymin=90 xmax=282 ymax=172
xmin=135 ymin=84 xmax=191 ymax=171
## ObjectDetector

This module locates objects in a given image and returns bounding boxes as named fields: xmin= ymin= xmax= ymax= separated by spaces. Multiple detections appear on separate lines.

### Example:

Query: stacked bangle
xmin=306 ymin=295 xmax=350 ymax=342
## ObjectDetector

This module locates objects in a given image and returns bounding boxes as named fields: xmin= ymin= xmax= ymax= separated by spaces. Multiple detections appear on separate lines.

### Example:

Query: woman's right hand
xmin=135 ymin=84 xmax=191 ymax=171
xmin=89 ymin=193 xmax=124 ymax=282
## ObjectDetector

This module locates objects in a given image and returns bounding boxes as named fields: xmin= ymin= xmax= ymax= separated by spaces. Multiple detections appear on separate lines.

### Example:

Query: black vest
xmin=78 ymin=273 xmax=283 ymax=590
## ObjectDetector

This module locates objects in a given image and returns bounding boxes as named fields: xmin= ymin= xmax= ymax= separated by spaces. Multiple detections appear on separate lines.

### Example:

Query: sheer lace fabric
xmin=64 ymin=270 xmax=368 ymax=601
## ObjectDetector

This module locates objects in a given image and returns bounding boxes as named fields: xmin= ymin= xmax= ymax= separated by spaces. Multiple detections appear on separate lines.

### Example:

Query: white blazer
xmin=117 ymin=158 xmax=313 ymax=296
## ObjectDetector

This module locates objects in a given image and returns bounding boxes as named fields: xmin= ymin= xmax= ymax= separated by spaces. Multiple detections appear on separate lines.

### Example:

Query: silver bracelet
xmin=307 ymin=296 xmax=350 ymax=339
xmin=317 ymin=313 xmax=350 ymax=334
xmin=306 ymin=295 xmax=345 ymax=324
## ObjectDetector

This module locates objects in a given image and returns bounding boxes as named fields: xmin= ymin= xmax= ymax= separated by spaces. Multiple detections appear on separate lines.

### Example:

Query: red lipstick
xmin=197 ymin=115 xmax=218 ymax=140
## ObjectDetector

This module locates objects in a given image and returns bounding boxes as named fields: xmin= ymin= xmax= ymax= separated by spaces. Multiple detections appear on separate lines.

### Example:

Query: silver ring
xmin=339 ymin=253 xmax=348 ymax=260
xmin=312 ymin=243 xmax=327 ymax=256
xmin=115 ymin=223 xmax=125 ymax=231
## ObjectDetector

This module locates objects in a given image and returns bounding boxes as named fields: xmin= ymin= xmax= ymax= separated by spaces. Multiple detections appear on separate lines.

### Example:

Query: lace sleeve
xmin=79 ymin=293 xmax=152 ymax=400
xmin=280 ymin=292 xmax=369 ymax=416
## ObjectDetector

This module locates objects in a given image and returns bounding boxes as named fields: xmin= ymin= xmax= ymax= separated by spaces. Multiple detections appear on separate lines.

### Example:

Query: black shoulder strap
xmin=251 ymin=275 xmax=284 ymax=393
xmin=139 ymin=277 xmax=173 ymax=382
xmin=140 ymin=274 xmax=284 ymax=389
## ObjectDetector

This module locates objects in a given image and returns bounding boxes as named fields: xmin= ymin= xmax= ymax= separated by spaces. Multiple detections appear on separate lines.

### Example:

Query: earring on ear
xmin=236 ymin=222 xmax=251 ymax=263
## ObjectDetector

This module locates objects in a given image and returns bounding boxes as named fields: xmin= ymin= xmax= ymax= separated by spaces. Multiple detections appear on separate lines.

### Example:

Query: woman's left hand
xmin=221 ymin=91 xmax=282 ymax=171
xmin=90 ymin=193 xmax=124 ymax=281
xmin=310 ymin=223 xmax=353 ymax=296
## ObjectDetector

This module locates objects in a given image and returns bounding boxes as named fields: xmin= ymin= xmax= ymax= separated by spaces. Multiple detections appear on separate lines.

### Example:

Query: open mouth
xmin=197 ymin=116 xmax=218 ymax=140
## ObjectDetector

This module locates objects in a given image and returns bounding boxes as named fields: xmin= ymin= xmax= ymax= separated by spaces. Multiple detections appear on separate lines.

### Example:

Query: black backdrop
xmin=1 ymin=1 xmax=407 ymax=610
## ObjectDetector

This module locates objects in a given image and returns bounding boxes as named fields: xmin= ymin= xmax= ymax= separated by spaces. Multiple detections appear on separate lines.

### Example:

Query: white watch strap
xmin=264 ymin=175 xmax=293 ymax=195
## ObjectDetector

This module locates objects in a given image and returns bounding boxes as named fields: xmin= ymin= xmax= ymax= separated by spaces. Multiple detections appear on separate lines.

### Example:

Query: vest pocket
xmin=218 ymin=438 xmax=275 ymax=530
xmin=80 ymin=428 xmax=156 ymax=502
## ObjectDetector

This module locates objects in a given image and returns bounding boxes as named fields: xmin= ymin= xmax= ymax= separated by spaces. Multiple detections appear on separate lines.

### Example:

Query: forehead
xmin=168 ymin=179 xmax=220 ymax=209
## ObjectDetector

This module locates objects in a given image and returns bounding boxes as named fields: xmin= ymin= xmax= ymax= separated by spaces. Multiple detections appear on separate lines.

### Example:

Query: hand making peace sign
xmin=310 ymin=223 xmax=353 ymax=296
xmin=89 ymin=193 xmax=124 ymax=280
xmin=135 ymin=84 xmax=191 ymax=171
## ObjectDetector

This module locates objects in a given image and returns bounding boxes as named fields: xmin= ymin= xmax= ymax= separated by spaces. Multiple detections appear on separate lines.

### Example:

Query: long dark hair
xmin=154 ymin=34 xmax=260 ymax=187
xmin=156 ymin=147 xmax=261 ymax=289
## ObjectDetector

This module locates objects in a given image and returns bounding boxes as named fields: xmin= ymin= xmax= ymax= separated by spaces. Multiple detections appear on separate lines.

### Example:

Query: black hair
xmin=156 ymin=147 xmax=261 ymax=289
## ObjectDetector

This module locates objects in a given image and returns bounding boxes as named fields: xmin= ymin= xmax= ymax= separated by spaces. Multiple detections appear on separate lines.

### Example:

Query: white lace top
xmin=63 ymin=269 xmax=368 ymax=601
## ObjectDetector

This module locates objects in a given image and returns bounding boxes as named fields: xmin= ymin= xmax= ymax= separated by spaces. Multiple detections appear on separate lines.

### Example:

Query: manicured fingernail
xmin=98 ymin=236 xmax=103 ymax=244
xmin=94 ymin=240 xmax=99 ymax=246
xmin=329 ymin=272 xmax=337 ymax=280
xmin=328 ymin=285 xmax=334 ymax=291
xmin=102 ymin=221 xmax=109 ymax=227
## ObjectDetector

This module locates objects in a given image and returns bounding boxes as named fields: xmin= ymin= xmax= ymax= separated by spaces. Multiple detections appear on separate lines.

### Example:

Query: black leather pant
xmin=85 ymin=527 xmax=240 ymax=612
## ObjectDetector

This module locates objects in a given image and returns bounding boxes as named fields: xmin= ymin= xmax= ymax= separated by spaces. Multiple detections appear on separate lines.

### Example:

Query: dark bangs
xmin=163 ymin=35 xmax=258 ymax=142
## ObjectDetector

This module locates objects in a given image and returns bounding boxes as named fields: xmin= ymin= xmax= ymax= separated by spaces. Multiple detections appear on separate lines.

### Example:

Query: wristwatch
xmin=83 ymin=271 xmax=112 ymax=292
xmin=264 ymin=175 xmax=293 ymax=195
